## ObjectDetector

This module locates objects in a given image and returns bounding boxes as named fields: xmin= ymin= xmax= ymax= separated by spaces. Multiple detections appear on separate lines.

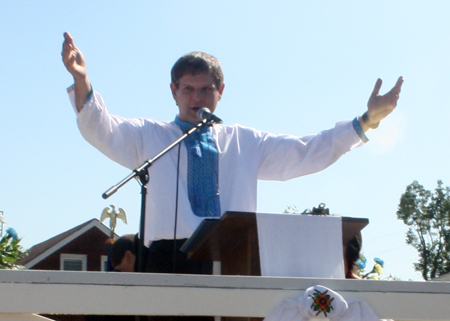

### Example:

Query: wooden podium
xmin=182 ymin=211 xmax=369 ymax=276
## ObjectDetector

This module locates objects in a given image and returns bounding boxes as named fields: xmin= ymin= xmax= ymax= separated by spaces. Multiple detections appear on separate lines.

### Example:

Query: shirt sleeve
xmin=254 ymin=120 xmax=365 ymax=181
xmin=352 ymin=117 xmax=369 ymax=143
xmin=66 ymin=84 xmax=94 ymax=113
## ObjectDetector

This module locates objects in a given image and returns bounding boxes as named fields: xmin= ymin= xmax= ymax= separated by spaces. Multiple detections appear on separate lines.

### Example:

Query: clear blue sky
xmin=2 ymin=1 xmax=449 ymax=281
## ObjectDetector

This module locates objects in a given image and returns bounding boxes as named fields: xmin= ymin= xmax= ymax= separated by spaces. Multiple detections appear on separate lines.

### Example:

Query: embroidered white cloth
xmin=257 ymin=214 xmax=345 ymax=278
xmin=263 ymin=285 xmax=381 ymax=321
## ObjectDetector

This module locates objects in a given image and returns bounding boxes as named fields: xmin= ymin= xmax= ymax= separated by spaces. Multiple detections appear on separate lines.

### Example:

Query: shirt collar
xmin=174 ymin=116 xmax=209 ymax=133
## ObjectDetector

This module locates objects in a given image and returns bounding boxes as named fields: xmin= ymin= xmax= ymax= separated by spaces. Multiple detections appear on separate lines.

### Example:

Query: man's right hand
xmin=61 ymin=32 xmax=91 ymax=112
xmin=62 ymin=32 xmax=87 ymax=79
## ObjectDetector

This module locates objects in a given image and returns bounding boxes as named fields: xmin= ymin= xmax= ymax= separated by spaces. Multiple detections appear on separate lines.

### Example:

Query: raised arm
xmin=359 ymin=76 xmax=404 ymax=132
xmin=61 ymin=32 xmax=91 ymax=112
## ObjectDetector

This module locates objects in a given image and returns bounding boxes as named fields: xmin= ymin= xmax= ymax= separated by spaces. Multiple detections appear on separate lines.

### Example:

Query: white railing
xmin=0 ymin=269 xmax=449 ymax=321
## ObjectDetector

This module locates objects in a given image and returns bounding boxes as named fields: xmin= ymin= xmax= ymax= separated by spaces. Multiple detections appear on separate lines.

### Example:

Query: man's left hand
xmin=361 ymin=76 xmax=404 ymax=130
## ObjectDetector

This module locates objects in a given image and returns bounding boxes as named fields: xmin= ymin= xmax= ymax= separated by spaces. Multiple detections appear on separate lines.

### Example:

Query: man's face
xmin=170 ymin=72 xmax=225 ymax=124
xmin=113 ymin=250 xmax=136 ymax=272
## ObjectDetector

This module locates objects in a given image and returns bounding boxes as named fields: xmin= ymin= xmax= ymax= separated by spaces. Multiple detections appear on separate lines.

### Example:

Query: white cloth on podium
xmin=263 ymin=285 xmax=381 ymax=321
xmin=257 ymin=214 xmax=345 ymax=278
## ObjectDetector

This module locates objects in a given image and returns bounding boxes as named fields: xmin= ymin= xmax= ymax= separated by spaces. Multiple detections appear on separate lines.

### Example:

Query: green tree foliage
xmin=397 ymin=180 xmax=450 ymax=280
xmin=283 ymin=205 xmax=300 ymax=214
xmin=0 ymin=228 xmax=28 ymax=269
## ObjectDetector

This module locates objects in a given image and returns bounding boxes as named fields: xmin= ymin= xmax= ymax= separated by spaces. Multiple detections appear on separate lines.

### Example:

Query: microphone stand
xmin=102 ymin=118 xmax=214 ymax=272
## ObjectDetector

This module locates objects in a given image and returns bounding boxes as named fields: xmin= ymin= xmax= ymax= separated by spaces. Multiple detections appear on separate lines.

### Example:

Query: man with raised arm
xmin=62 ymin=32 xmax=403 ymax=274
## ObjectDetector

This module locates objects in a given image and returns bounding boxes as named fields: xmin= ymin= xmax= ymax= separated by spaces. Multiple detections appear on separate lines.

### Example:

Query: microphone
xmin=197 ymin=108 xmax=223 ymax=124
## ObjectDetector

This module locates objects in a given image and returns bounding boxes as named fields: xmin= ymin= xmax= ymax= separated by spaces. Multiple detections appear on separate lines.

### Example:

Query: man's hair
xmin=111 ymin=234 xmax=136 ymax=268
xmin=171 ymin=52 xmax=224 ymax=89
xmin=346 ymin=234 xmax=362 ymax=273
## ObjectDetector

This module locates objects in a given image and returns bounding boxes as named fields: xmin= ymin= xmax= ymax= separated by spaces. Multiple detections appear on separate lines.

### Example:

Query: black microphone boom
xmin=197 ymin=108 xmax=223 ymax=124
